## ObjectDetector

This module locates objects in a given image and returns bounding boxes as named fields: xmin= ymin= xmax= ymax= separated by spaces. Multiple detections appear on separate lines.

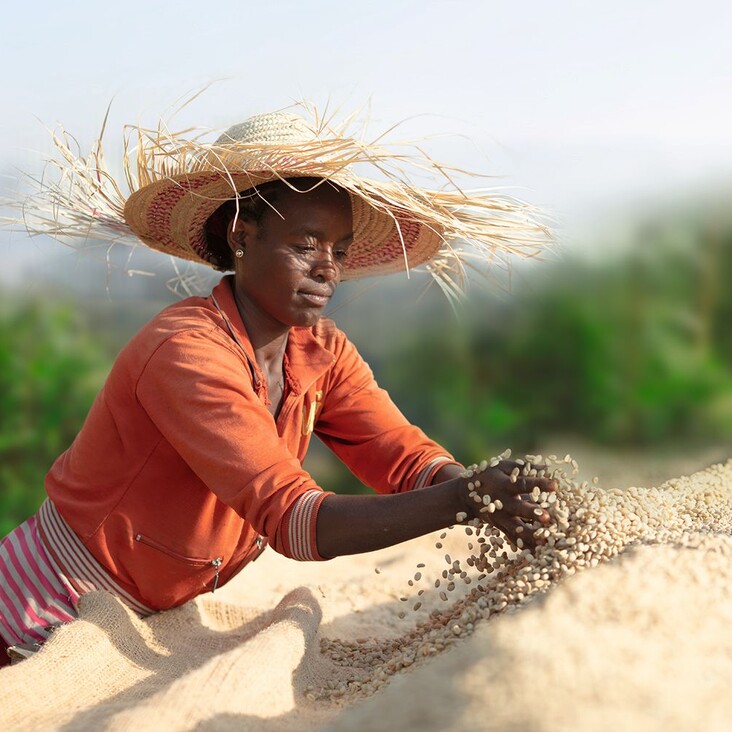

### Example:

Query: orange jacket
xmin=41 ymin=276 xmax=458 ymax=611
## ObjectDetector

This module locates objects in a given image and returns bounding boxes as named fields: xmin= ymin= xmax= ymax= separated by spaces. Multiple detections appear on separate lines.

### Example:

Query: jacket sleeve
xmin=135 ymin=329 xmax=331 ymax=561
xmin=314 ymin=333 xmax=461 ymax=493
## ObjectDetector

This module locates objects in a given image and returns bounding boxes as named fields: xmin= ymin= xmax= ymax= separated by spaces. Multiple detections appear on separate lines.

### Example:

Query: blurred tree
xmin=382 ymin=208 xmax=732 ymax=458
xmin=0 ymin=301 xmax=110 ymax=536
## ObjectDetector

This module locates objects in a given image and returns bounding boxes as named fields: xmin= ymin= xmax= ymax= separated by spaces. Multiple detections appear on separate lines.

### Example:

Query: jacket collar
xmin=210 ymin=276 xmax=335 ymax=395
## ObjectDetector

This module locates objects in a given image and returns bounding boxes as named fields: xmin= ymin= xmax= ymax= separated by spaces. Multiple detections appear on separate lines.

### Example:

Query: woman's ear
xmin=226 ymin=216 xmax=258 ymax=254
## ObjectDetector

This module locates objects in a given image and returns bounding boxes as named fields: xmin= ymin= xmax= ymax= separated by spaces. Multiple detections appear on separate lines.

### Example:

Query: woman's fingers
xmin=518 ymin=475 xmax=557 ymax=495
xmin=488 ymin=488 xmax=555 ymax=551
xmin=492 ymin=515 xmax=537 ymax=550
xmin=478 ymin=467 xmax=556 ymax=497
xmin=495 ymin=460 xmax=551 ymax=477
xmin=494 ymin=462 xmax=558 ymax=492
xmin=505 ymin=495 xmax=551 ymax=524
xmin=489 ymin=515 xmax=519 ymax=549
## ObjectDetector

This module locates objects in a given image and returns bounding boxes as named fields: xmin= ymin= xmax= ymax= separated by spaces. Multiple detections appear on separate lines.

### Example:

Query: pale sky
xmin=2 ymin=0 xmax=732 ymax=285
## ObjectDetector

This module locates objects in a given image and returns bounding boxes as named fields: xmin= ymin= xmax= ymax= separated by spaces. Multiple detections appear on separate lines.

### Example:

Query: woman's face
xmin=229 ymin=183 xmax=353 ymax=332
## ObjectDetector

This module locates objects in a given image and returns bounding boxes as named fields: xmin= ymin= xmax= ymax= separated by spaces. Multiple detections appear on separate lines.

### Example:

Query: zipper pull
xmin=210 ymin=557 xmax=223 ymax=593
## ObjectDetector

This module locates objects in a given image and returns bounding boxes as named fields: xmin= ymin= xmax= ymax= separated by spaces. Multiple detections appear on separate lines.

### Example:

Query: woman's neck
xmin=234 ymin=290 xmax=289 ymax=372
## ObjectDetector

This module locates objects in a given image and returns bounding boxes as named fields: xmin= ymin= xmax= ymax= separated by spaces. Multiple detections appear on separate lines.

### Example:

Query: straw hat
xmin=17 ymin=102 xmax=552 ymax=294
xmin=123 ymin=111 xmax=447 ymax=279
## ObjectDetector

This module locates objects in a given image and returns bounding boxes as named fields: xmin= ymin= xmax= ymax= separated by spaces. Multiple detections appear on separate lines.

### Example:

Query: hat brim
xmin=123 ymin=171 xmax=445 ymax=279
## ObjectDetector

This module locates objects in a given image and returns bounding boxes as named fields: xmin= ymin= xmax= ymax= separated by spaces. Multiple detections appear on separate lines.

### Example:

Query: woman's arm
xmin=316 ymin=463 xmax=556 ymax=559
xmin=316 ymin=478 xmax=466 ymax=558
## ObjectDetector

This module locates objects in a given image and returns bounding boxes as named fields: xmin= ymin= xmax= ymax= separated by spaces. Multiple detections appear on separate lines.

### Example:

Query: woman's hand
xmin=316 ymin=458 xmax=556 ymax=560
xmin=459 ymin=459 xmax=557 ymax=551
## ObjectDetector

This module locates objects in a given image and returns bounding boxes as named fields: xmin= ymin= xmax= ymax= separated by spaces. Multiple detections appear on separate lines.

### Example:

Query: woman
xmin=1 ymin=107 xmax=553 ymax=666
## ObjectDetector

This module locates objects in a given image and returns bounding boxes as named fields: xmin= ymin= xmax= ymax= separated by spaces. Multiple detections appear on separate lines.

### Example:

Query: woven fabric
xmin=0 ymin=588 xmax=327 ymax=730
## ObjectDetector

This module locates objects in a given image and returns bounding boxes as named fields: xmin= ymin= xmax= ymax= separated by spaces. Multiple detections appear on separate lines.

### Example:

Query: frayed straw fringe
xmin=8 ymin=101 xmax=553 ymax=301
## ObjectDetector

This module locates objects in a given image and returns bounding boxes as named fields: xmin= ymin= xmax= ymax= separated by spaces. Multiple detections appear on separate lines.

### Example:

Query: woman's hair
xmin=203 ymin=177 xmax=343 ymax=271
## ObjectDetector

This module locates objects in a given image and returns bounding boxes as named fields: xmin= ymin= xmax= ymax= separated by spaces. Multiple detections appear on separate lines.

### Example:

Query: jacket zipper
xmin=135 ymin=534 xmax=223 ymax=591
xmin=210 ymin=557 xmax=223 ymax=593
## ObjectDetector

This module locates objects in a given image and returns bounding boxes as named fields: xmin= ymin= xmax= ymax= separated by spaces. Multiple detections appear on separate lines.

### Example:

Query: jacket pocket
xmin=134 ymin=533 xmax=224 ymax=594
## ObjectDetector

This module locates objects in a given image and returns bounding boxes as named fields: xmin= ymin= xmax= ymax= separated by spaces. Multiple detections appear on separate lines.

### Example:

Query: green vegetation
xmin=381 ymin=212 xmax=732 ymax=468
xmin=0 ymin=302 xmax=111 ymax=535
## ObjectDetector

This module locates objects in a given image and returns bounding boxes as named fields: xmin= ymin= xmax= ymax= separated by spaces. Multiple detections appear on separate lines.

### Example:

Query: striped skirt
xmin=0 ymin=513 xmax=81 ymax=647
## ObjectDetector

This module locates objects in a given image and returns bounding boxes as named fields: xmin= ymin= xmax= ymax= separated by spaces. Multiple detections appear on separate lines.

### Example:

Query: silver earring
xmin=235 ymin=249 xmax=244 ymax=258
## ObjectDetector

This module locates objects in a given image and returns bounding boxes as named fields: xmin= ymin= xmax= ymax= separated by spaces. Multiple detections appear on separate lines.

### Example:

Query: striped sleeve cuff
xmin=281 ymin=489 xmax=332 ymax=561
xmin=412 ymin=456 xmax=462 ymax=490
